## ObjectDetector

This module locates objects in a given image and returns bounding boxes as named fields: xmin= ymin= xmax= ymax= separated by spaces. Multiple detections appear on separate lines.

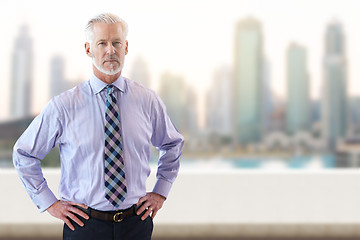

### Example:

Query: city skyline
xmin=4 ymin=16 xmax=360 ymax=134
xmin=2 ymin=0 xmax=360 ymax=122
xmin=3 ymin=6 xmax=360 ymax=168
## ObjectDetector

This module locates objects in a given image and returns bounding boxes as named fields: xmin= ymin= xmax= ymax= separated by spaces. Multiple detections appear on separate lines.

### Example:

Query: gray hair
xmin=85 ymin=13 xmax=128 ymax=42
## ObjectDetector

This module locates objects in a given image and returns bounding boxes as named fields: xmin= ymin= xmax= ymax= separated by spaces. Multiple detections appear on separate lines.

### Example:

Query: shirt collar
xmin=89 ymin=74 xmax=126 ymax=95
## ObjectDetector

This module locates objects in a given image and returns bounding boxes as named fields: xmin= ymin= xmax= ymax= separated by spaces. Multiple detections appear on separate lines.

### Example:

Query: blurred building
xmin=311 ymin=100 xmax=321 ymax=124
xmin=263 ymin=130 xmax=325 ymax=152
xmin=158 ymin=72 xmax=187 ymax=132
xmin=310 ymin=99 xmax=323 ymax=140
xmin=50 ymin=55 xmax=83 ymax=99
xmin=234 ymin=17 xmax=264 ymax=145
xmin=50 ymin=55 xmax=66 ymax=98
xmin=206 ymin=66 xmax=233 ymax=137
xmin=183 ymin=87 xmax=199 ymax=151
xmin=10 ymin=25 xmax=33 ymax=119
xmin=129 ymin=56 xmax=151 ymax=88
xmin=267 ymin=96 xmax=286 ymax=132
xmin=348 ymin=97 xmax=360 ymax=137
xmin=262 ymin=59 xmax=274 ymax=134
xmin=322 ymin=20 xmax=348 ymax=150
xmin=286 ymin=43 xmax=310 ymax=135
xmin=335 ymin=137 xmax=360 ymax=167
xmin=184 ymin=87 xmax=198 ymax=135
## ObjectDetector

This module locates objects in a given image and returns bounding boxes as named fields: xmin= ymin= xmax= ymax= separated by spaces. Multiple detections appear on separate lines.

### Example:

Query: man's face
xmin=86 ymin=22 xmax=128 ymax=75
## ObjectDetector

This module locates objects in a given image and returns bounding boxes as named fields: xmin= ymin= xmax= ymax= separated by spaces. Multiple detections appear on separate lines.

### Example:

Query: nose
xmin=106 ymin=43 xmax=116 ymax=54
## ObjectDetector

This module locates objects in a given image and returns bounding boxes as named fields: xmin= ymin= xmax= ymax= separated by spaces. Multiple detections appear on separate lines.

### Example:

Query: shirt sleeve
xmin=13 ymin=99 xmax=63 ymax=212
xmin=150 ymin=94 xmax=184 ymax=198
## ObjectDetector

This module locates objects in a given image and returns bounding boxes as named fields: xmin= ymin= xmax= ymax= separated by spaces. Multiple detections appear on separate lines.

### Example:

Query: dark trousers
xmin=63 ymin=211 xmax=153 ymax=240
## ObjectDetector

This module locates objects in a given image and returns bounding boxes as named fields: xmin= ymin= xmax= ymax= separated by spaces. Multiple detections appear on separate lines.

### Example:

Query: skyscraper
xmin=262 ymin=59 xmax=274 ymax=133
xmin=10 ymin=25 xmax=33 ymax=119
xmin=322 ymin=20 xmax=348 ymax=149
xmin=234 ymin=17 xmax=264 ymax=144
xmin=129 ymin=56 xmax=151 ymax=88
xmin=184 ymin=87 xmax=198 ymax=136
xmin=206 ymin=66 xmax=233 ymax=137
xmin=50 ymin=55 xmax=66 ymax=99
xmin=158 ymin=72 xmax=186 ymax=132
xmin=286 ymin=43 xmax=310 ymax=134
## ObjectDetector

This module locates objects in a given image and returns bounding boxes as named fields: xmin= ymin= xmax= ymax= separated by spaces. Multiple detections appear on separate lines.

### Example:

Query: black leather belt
xmin=77 ymin=205 xmax=137 ymax=223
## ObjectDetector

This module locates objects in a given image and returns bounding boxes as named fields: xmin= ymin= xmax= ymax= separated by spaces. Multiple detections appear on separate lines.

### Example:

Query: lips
xmin=104 ymin=59 xmax=119 ymax=63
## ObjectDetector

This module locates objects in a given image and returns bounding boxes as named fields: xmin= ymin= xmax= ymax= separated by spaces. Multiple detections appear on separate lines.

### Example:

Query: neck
xmin=93 ymin=65 xmax=121 ymax=84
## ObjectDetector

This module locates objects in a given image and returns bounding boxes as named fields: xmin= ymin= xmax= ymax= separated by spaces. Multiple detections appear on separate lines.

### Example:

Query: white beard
xmin=92 ymin=56 xmax=124 ymax=75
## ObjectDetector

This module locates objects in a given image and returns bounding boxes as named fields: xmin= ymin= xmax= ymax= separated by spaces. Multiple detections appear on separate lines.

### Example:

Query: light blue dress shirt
xmin=13 ymin=74 xmax=184 ymax=212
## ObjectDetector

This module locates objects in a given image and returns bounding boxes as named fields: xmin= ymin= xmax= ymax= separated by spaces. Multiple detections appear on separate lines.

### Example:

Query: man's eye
xmin=98 ymin=42 xmax=105 ymax=45
xmin=113 ymin=42 xmax=121 ymax=46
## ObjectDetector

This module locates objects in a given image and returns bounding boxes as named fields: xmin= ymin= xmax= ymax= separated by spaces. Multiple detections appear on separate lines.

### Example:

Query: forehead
xmin=92 ymin=22 xmax=125 ymax=40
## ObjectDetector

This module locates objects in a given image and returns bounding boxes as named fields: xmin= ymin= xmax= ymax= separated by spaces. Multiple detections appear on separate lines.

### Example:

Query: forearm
xmin=153 ymin=137 xmax=184 ymax=198
xmin=13 ymin=146 xmax=58 ymax=212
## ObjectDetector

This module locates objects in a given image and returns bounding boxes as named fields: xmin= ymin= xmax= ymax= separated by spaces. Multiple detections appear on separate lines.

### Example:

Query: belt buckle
xmin=113 ymin=212 xmax=124 ymax=222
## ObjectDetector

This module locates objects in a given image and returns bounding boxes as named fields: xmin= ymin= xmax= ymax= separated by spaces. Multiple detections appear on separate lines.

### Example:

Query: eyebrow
xmin=96 ymin=38 xmax=123 ymax=42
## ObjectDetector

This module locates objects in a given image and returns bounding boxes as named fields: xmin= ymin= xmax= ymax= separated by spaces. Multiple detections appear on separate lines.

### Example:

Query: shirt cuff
xmin=152 ymin=178 xmax=173 ymax=198
xmin=32 ymin=187 xmax=58 ymax=213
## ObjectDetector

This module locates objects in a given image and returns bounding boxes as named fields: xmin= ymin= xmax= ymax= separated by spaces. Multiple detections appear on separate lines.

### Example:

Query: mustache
xmin=103 ymin=55 xmax=120 ymax=62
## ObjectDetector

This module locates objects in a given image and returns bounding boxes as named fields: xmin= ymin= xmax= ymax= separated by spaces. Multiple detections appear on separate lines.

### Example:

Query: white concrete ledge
xmin=0 ymin=224 xmax=61 ymax=238
xmin=2 ymin=223 xmax=360 ymax=238
xmin=154 ymin=224 xmax=360 ymax=238
xmin=1 ymin=168 xmax=360 ymax=237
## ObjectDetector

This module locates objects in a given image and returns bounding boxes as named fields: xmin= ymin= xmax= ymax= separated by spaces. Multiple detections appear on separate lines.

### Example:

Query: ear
xmin=85 ymin=42 xmax=92 ymax=57
xmin=125 ymin=40 xmax=129 ymax=55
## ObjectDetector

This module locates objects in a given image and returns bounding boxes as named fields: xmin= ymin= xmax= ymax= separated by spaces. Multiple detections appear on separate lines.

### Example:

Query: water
xmin=179 ymin=155 xmax=336 ymax=170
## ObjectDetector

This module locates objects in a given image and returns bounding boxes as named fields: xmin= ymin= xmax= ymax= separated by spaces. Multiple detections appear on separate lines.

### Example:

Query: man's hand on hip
xmin=46 ymin=200 xmax=89 ymax=231
xmin=136 ymin=192 xmax=166 ymax=220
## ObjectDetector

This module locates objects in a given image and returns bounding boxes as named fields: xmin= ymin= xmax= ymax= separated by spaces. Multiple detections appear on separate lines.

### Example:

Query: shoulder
xmin=123 ymin=77 xmax=160 ymax=102
xmin=124 ymin=77 xmax=154 ymax=95
xmin=123 ymin=77 xmax=167 ymax=115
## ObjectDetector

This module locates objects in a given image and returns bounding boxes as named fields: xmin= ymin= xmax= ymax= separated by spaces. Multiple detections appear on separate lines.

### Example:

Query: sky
xmin=1 ymin=0 xmax=360 ymax=121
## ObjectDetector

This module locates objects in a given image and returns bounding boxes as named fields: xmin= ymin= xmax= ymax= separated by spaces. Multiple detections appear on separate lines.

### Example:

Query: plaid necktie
xmin=104 ymin=85 xmax=127 ymax=207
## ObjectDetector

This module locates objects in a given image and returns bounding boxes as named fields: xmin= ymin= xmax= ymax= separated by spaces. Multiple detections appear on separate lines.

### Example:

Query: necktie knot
xmin=107 ymin=85 xmax=114 ymax=95
xmin=106 ymin=85 xmax=117 ymax=105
